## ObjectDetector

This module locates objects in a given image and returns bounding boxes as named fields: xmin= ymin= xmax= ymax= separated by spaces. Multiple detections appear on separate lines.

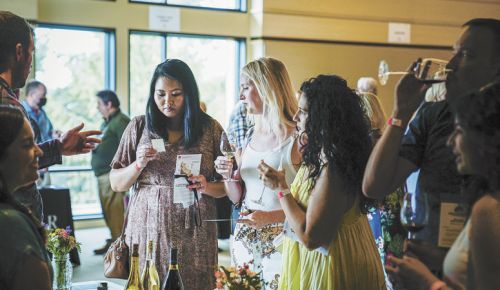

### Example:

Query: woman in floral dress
xmin=110 ymin=59 xmax=227 ymax=289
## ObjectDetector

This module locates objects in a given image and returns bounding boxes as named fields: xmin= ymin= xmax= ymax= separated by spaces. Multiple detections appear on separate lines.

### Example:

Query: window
xmin=34 ymin=25 xmax=115 ymax=218
xmin=129 ymin=31 xmax=245 ymax=127
xmin=130 ymin=0 xmax=246 ymax=12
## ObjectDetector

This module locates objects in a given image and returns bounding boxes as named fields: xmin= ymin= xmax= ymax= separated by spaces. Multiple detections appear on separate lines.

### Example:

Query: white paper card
xmin=388 ymin=22 xmax=411 ymax=44
xmin=173 ymin=154 xmax=202 ymax=207
xmin=149 ymin=6 xmax=181 ymax=32
xmin=151 ymin=138 xmax=166 ymax=152
xmin=283 ymin=220 xmax=329 ymax=256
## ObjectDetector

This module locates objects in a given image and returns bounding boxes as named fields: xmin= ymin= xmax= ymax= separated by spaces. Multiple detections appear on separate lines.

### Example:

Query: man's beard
xmin=11 ymin=59 xmax=28 ymax=89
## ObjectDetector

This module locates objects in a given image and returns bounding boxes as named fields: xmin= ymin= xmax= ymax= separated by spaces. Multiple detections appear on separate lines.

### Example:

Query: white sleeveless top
xmin=443 ymin=219 xmax=471 ymax=288
xmin=240 ymin=136 xmax=297 ymax=211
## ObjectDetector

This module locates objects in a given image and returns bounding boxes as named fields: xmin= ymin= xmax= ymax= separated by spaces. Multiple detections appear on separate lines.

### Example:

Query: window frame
xmin=128 ymin=0 xmax=247 ymax=13
xmin=33 ymin=22 xmax=116 ymax=220
xmin=127 ymin=29 xmax=246 ymax=116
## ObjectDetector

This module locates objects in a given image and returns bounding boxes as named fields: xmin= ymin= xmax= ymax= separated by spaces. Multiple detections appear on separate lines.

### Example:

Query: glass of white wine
xmin=220 ymin=131 xmax=237 ymax=181
xmin=378 ymin=58 xmax=452 ymax=85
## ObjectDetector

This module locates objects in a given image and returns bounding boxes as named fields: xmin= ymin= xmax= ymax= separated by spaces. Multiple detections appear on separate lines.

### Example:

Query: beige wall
xmin=262 ymin=40 xmax=451 ymax=114
xmin=251 ymin=0 xmax=500 ymax=113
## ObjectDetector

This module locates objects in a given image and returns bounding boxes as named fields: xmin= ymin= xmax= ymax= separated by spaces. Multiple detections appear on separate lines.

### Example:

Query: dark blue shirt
xmin=399 ymin=101 xmax=464 ymax=246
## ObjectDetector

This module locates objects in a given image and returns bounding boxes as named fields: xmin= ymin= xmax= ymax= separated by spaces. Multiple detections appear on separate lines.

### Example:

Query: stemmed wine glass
xmin=400 ymin=191 xmax=429 ymax=240
xmin=220 ymin=132 xmax=237 ymax=181
xmin=378 ymin=58 xmax=452 ymax=85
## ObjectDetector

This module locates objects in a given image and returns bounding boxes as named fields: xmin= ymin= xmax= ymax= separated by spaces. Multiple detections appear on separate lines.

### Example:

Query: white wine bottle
xmin=141 ymin=240 xmax=160 ymax=290
xmin=125 ymin=244 xmax=143 ymax=290
xmin=161 ymin=248 xmax=184 ymax=290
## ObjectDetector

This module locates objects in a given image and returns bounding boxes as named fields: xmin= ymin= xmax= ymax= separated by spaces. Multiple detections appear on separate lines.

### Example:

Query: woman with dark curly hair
xmin=386 ymin=82 xmax=500 ymax=290
xmin=259 ymin=74 xmax=386 ymax=289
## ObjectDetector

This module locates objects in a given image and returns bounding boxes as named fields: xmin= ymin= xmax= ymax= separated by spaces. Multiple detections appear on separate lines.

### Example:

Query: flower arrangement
xmin=46 ymin=226 xmax=81 ymax=256
xmin=214 ymin=261 xmax=265 ymax=290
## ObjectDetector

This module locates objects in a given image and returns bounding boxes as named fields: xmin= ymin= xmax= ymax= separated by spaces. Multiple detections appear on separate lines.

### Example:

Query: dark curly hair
xmin=451 ymin=81 xmax=500 ymax=202
xmin=299 ymin=75 xmax=373 ymax=211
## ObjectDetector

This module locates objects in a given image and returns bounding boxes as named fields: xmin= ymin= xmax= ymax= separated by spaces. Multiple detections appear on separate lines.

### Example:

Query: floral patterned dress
xmin=367 ymin=187 xmax=406 ymax=290
xmin=111 ymin=116 xmax=223 ymax=290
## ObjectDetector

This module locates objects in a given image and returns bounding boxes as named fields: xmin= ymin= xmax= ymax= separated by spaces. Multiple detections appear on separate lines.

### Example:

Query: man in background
xmin=0 ymin=11 xmax=101 ymax=220
xmin=91 ymin=90 xmax=130 ymax=255
xmin=22 ymin=80 xmax=57 ymax=142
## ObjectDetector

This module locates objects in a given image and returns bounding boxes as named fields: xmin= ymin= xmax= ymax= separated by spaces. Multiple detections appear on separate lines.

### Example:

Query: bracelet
xmin=387 ymin=117 xmax=404 ymax=128
xmin=278 ymin=188 xmax=291 ymax=199
xmin=429 ymin=280 xmax=446 ymax=290
xmin=134 ymin=162 xmax=142 ymax=172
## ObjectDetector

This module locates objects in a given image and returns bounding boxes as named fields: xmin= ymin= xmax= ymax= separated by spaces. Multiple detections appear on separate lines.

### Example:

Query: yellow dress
xmin=279 ymin=166 xmax=386 ymax=290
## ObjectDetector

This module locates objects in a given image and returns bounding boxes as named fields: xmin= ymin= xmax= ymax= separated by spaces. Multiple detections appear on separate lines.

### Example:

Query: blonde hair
xmin=359 ymin=92 xmax=387 ymax=131
xmin=242 ymin=57 xmax=298 ymax=138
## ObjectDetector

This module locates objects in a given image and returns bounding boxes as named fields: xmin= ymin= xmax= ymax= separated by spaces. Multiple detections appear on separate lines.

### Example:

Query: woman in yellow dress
xmin=258 ymin=74 xmax=386 ymax=290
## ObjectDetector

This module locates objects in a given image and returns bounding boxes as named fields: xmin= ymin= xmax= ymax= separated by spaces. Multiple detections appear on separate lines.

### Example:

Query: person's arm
xmin=110 ymin=146 xmax=156 ymax=192
xmin=37 ymin=139 xmax=62 ymax=169
xmin=363 ymin=61 xmax=427 ymax=199
xmin=282 ymin=165 xmax=351 ymax=249
xmin=12 ymin=255 xmax=51 ymax=290
xmin=470 ymin=195 xmax=500 ymax=290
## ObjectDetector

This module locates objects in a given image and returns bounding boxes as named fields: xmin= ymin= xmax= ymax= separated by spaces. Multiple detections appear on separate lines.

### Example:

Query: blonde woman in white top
xmin=215 ymin=57 xmax=301 ymax=288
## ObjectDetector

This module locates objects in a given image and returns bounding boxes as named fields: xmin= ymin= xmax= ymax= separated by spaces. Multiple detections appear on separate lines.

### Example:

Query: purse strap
xmin=117 ymin=117 xmax=146 ymax=240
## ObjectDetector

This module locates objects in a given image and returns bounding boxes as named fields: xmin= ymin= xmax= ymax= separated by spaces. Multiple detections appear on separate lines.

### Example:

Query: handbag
xmin=103 ymin=118 xmax=145 ymax=279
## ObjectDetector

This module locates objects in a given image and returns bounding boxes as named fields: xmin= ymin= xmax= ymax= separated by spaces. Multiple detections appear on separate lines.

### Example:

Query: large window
xmin=129 ymin=31 xmax=245 ymax=127
xmin=34 ymin=25 xmax=115 ymax=218
xmin=130 ymin=0 xmax=246 ymax=11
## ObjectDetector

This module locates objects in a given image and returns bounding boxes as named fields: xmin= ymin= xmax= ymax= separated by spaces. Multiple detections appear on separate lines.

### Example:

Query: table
xmin=72 ymin=280 xmax=123 ymax=290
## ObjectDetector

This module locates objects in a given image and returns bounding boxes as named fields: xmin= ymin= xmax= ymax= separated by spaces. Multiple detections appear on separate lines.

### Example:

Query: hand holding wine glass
xmin=219 ymin=132 xmax=237 ymax=181
xmin=400 ymin=191 xmax=429 ymax=240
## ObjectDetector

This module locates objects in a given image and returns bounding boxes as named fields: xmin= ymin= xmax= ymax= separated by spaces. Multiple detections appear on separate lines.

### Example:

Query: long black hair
xmin=299 ymin=75 xmax=373 ymax=211
xmin=0 ymin=105 xmax=46 ymax=242
xmin=145 ymin=59 xmax=209 ymax=148
xmin=451 ymin=81 xmax=500 ymax=204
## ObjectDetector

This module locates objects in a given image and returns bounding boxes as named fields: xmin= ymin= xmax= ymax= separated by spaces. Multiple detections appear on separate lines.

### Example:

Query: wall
xmin=250 ymin=0 xmax=500 ymax=113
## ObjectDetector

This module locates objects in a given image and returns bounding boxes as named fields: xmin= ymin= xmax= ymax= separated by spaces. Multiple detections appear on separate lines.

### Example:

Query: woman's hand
xmin=257 ymin=160 xmax=287 ymax=190
xmin=136 ymin=146 xmax=157 ymax=169
xmin=237 ymin=210 xmax=273 ymax=229
xmin=386 ymin=255 xmax=439 ymax=290
xmin=214 ymin=155 xmax=234 ymax=180
xmin=187 ymin=175 xmax=207 ymax=193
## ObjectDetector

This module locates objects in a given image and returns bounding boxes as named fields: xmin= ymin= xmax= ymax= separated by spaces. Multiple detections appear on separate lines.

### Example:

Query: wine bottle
xmin=141 ymin=240 xmax=160 ymax=290
xmin=161 ymin=248 xmax=184 ymax=290
xmin=125 ymin=244 xmax=143 ymax=290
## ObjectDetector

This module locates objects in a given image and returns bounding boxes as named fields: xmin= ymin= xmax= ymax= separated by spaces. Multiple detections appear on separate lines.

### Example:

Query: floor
xmin=72 ymin=226 xmax=231 ymax=286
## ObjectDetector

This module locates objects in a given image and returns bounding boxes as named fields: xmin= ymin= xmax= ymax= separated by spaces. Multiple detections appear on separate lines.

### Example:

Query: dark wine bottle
xmin=161 ymin=248 xmax=184 ymax=290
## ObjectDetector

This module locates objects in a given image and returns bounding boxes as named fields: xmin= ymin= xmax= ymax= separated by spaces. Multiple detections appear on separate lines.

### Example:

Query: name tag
xmin=438 ymin=202 xmax=467 ymax=248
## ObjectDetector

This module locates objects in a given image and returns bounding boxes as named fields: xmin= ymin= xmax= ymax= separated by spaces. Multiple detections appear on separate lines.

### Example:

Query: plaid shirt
xmin=227 ymin=101 xmax=253 ymax=149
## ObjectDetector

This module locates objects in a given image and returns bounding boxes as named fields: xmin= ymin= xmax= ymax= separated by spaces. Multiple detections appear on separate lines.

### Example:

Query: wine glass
xmin=400 ymin=191 xmax=429 ymax=240
xmin=378 ymin=58 xmax=452 ymax=85
xmin=219 ymin=132 xmax=237 ymax=181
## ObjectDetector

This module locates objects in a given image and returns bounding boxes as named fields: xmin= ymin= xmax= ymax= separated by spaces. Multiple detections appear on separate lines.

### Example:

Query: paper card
xmin=388 ymin=22 xmax=411 ymax=44
xmin=149 ymin=6 xmax=181 ymax=32
xmin=282 ymin=220 xmax=329 ymax=256
xmin=151 ymin=138 xmax=166 ymax=152
xmin=173 ymin=154 xmax=202 ymax=207
xmin=438 ymin=202 xmax=468 ymax=248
